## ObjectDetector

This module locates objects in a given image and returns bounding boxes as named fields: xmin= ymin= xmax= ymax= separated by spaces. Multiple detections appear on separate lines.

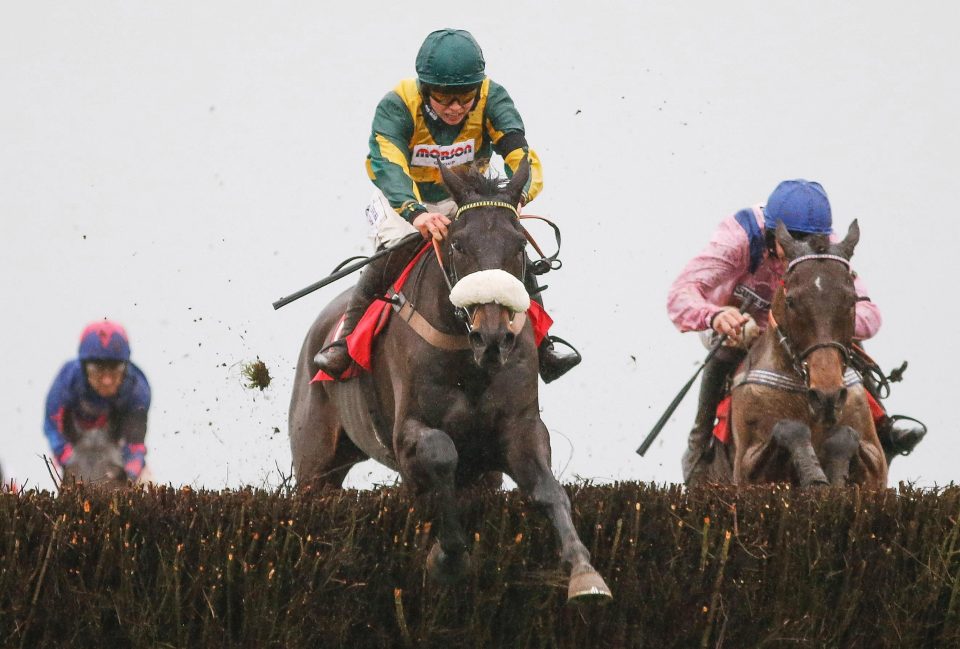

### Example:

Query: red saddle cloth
xmin=313 ymin=246 xmax=553 ymax=382
xmin=712 ymin=389 xmax=889 ymax=444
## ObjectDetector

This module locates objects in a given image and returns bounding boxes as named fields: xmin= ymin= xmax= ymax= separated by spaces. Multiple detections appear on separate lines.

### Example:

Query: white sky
xmin=3 ymin=1 xmax=957 ymax=490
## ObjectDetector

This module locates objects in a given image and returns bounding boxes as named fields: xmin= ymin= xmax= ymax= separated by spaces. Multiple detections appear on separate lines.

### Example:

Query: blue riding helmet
xmin=763 ymin=179 xmax=833 ymax=235
xmin=78 ymin=320 xmax=131 ymax=362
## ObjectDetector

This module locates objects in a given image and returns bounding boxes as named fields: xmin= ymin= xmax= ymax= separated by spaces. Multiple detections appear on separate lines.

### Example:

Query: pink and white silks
xmin=666 ymin=205 xmax=881 ymax=340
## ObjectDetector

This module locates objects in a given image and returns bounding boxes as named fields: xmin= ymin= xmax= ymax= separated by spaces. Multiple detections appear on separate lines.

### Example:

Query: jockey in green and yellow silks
xmin=366 ymin=76 xmax=544 ymax=225
xmin=315 ymin=28 xmax=580 ymax=383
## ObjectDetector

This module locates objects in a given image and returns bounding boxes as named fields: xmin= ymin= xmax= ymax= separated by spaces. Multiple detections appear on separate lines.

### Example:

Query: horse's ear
xmin=836 ymin=219 xmax=860 ymax=259
xmin=439 ymin=162 xmax=469 ymax=204
xmin=502 ymin=156 xmax=530 ymax=205
xmin=775 ymin=221 xmax=803 ymax=259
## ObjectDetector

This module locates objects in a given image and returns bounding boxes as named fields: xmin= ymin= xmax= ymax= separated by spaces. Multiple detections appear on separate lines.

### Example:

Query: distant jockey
xmin=44 ymin=321 xmax=151 ymax=482
xmin=667 ymin=180 xmax=926 ymax=485
xmin=313 ymin=28 xmax=580 ymax=383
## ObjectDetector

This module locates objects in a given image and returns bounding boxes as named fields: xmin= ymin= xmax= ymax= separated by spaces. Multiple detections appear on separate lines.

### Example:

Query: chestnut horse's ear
xmin=502 ymin=156 xmax=530 ymax=206
xmin=439 ymin=162 xmax=470 ymax=204
xmin=775 ymin=220 xmax=804 ymax=260
xmin=836 ymin=219 xmax=860 ymax=260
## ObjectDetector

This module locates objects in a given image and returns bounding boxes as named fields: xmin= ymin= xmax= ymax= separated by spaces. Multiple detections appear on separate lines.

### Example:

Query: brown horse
xmin=729 ymin=220 xmax=887 ymax=488
xmin=289 ymin=160 xmax=612 ymax=602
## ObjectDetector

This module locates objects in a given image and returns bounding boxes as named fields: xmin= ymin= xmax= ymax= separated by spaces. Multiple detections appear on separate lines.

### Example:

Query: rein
xmin=733 ymin=312 xmax=859 ymax=394
xmin=519 ymin=215 xmax=563 ymax=274
xmin=770 ymin=312 xmax=852 ymax=385
xmin=763 ymin=252 xmax=855 ymax=388
xmin=400 ymin=199 xmax=535 ymax=348
xmin=434 ymin=200 xmax=540 ymax=329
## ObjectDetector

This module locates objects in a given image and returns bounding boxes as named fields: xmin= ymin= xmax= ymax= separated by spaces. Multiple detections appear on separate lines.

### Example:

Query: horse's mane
xmin=450 ymin=164 xmax=509 ymax=199
xmin=788 ymin=234 xmax=836 ymax=259
xmin=805 ymin=234 xmax=833 ymax=255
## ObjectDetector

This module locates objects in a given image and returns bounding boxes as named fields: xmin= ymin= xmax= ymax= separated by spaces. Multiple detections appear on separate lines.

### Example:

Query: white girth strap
xmin=732 ymin=367 xmax=863 ymax=393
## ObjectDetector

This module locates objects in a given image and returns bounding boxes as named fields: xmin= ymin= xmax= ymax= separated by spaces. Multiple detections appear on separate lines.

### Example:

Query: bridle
xmin=433 ymin=200 xmax=528 ymax=332
xmin=772 ymin=253 xmax=854 ymax=385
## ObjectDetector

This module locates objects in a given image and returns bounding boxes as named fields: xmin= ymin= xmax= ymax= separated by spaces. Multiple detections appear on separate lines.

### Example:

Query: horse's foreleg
xmin=850 ymin=431 xmax=888 ymax=489
xmin=770 ymin=419 xmax=829 ymax=487
xmin=505 ymin=418 xmax=612 ymax=603
xmin=398 ymin=421 xmax=469 ymax=584
xmin=822 ymin=425 xmax=860 ymax=486
xmin=741 ymin=437 xmax=785 ymax=484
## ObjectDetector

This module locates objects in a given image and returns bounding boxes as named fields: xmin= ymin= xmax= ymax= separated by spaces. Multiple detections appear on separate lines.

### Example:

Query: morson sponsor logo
xmin=411 ymin=139 xmax=476 ymax=168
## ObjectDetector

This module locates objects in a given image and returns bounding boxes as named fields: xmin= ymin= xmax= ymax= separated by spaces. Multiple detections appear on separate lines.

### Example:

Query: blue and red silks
xmin=313 ymin=246 xmax=552 ymax=382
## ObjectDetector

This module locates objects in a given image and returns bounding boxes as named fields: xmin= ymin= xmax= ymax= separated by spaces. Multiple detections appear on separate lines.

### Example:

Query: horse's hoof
xmin=567 ymin=568 xmax=613 ymax=604
xmin=426 ymin=542 xmax=470 ymax=585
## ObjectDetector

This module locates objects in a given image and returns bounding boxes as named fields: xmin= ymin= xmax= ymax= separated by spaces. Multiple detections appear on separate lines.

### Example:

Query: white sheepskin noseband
xmin=449 ymin=269 xmax=530 ymax=312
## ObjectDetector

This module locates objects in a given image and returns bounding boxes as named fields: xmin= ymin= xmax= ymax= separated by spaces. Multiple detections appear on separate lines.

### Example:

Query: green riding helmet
xmin=415 ymin=28 xmax=486 ymax=89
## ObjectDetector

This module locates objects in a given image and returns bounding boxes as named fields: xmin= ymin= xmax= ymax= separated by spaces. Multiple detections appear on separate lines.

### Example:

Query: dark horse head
xmin=772 ymin=219 xmax=860 ymax=425
xmin=63 ymin=427 xmax=126 ymax=489
xmin=438 ymin=160 xmax=531 ymax=370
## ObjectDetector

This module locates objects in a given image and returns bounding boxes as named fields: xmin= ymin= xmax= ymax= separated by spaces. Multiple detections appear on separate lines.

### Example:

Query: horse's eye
xmin=785 ymin=296 xmax=796 ymax=309
xmin=451 ymin=240 xmax=464 ymax=254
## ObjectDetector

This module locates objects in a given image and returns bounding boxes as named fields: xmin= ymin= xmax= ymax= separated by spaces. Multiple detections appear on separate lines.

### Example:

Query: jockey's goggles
xmin=84 ymin=360 xmax=127 ymax=377
xmin=428 ymin=88 xmax=478 ymax=107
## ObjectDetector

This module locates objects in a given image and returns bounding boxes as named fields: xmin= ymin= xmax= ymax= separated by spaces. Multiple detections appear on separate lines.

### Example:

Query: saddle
xmin=312 ymin=245 xmax=553 ymax=383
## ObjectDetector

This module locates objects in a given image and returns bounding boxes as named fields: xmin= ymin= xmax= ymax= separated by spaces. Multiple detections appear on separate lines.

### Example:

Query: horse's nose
xmin=469 ymin=327 xmax=516 ymax=368
xmin=468 ymin=330 xmax=482 ymax=346
xmin=468 ymin=305 xmax=520 ymax=369
xmin=806 ymin=386 xmax=848 ymax=425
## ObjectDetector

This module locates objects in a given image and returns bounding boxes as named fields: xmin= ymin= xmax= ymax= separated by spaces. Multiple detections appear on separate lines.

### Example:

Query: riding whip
xmin=636 ymin=286 xmax=764 ymax=457
xmin=272 ymin=233 xmax=421 ymax=310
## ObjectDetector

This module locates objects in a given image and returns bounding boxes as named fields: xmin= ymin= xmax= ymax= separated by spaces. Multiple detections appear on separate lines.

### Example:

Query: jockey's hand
xmin=412 ymin=212 xmax=450 ymax=241
xmin=57 ymin=444 xmax=75 ymax=468
xmin=711 ymin=307 xmax=752 ymax=343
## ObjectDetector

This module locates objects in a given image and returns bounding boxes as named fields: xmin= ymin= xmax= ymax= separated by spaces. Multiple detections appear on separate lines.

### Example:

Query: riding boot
xmin=876 ymin=415 xmax=928 ymax=467
xmin=682 ymin=348 xmax=742 ymax=485
xmin=523 ymin=264 xmax=581 ymax=383
xmin=314 ymin=236 xmax=424 ymax=378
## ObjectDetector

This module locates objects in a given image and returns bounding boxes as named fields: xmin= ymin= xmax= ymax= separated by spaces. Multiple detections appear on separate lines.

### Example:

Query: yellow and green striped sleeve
xmin=484 ymin=81 xmax=544 ymax=203
xmin=366 ymin=92 xmax=428 ymax=220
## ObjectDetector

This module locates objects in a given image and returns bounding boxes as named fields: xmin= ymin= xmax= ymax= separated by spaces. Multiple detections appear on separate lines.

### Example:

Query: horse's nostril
xmin=468 ymin=331 xmax=484 ymax=348
xmin=504 ymin=332 xmax=515 ymax=347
